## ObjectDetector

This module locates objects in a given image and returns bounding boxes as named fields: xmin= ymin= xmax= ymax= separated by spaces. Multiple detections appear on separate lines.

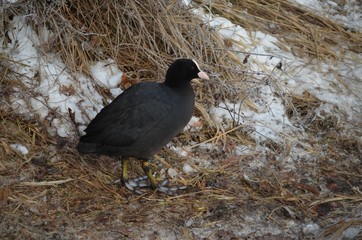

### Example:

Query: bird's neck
xmin=164 ymin=78 xmax=191 ymax=89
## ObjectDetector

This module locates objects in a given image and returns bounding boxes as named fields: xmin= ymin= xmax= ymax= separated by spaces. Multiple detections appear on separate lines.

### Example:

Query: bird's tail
xmin=76 ymin=141 xmax=98 ymax=154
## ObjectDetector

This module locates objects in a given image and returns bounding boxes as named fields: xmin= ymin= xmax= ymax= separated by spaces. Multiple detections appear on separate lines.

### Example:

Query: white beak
xmin=197 ymin=71 xmax=210 ymax=80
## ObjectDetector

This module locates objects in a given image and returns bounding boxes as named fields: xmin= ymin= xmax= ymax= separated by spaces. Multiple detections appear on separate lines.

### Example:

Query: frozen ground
xmin=295 ymin=0 xmax=362 ymax=32
xmin=1 ymin=0 xmax=361 ymax=239
xmin=4 ymin=1 xmax=361 ymax=160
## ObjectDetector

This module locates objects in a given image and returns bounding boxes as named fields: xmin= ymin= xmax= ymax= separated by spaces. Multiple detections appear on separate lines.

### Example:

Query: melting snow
xmin=3 ymin=6 xmax=360 ymax=147
xmin=2 ymin=1 xmax=361 ymax=175
xmin=1 ymin=1 xmax=361 ymax=238
xmin=193 ymin=1 xmax=362 ymax=148
xmin=10 ymin=144 xmax=29 ymax=155
xmin=182 ymin=163 xmax=195 ymax=174
xmin=2 ymin=16 xmax=123 ymax=138
xmin=294 ymin=0 xmax=362 ymax=32
xmin=90 ymin=60 xmax=123 ymax=90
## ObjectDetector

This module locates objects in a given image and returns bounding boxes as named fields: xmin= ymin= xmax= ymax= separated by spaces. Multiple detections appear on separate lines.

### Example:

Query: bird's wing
xmin=80 ymin=83 xmax=172 ymax=147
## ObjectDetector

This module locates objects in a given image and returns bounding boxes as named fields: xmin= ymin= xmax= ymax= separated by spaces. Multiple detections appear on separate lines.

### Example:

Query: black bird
xmin=77 ymin=59 xmax=209 ymax=194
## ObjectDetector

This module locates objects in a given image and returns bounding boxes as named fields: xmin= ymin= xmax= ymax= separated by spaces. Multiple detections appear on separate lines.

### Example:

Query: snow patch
xmin=10 ymin=144 xmax=29 ymax=155
xmin=170 ymin=146 xmax=188 ymax=157
xmin=182 ymin=163 xmax=195 ymax=174
xmin=184 ymin=116 xmax=203 ymax=132
xmin=303 ymin=223 xmax=320 ymax=235
xmin=294 ymin=0 xmax=362 ymax=32
xmin=3 ymin=16 xmax=123 ymax=137
xmin=90 ymin=60 xmax=123 ymax=89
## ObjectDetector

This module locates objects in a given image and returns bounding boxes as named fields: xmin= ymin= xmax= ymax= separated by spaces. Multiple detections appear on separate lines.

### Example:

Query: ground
xmin=1 ymin=0 xmax=361 ymax=239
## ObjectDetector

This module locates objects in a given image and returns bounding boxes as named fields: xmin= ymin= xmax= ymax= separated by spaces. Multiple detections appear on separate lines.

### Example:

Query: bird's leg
xmin=113 ymin=157 xmax=128 ymax=184
xmin=121 ymin=158 xmax=128 ymax=182
xmin=142 ymin=159 xmax=158 ymax=189
xmin=121 ymin=158 xmax=136 ymax=191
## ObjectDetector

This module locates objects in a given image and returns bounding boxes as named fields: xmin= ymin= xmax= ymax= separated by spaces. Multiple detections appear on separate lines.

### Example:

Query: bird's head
xmin=165 ymin=59 xmax=209 ymax=88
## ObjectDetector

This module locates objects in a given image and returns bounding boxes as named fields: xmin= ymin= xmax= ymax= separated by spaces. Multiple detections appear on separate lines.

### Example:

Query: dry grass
xmin=1 ymin=0 xmax=362 ymax=239
xmin=198 ymin=0 xmax=362 ymax=60
xmin=5 ymin=0 xmax=245 ymax=97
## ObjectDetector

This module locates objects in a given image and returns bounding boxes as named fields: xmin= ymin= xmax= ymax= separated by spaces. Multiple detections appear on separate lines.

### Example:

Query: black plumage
xmin=77 ymin=59 xmax=209 ymax=194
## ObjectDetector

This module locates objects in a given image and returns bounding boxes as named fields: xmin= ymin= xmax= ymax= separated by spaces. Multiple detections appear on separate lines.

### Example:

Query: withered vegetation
xmin=1 ymin=0 xmax=361 ymax=239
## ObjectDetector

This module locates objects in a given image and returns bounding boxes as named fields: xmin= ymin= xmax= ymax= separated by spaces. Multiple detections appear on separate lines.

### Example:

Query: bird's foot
xmin=117 ymin=175 xmax=187 ymax=195
xmin=123 ymin=175 xmax=151 ymax=195
xmin=156 ymin=179 xmax=188 ymax=196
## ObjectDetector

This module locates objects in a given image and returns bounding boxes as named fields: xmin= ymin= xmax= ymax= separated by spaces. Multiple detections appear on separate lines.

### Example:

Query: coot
xmin=77 ymin=59 xmax=209 ymax=194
